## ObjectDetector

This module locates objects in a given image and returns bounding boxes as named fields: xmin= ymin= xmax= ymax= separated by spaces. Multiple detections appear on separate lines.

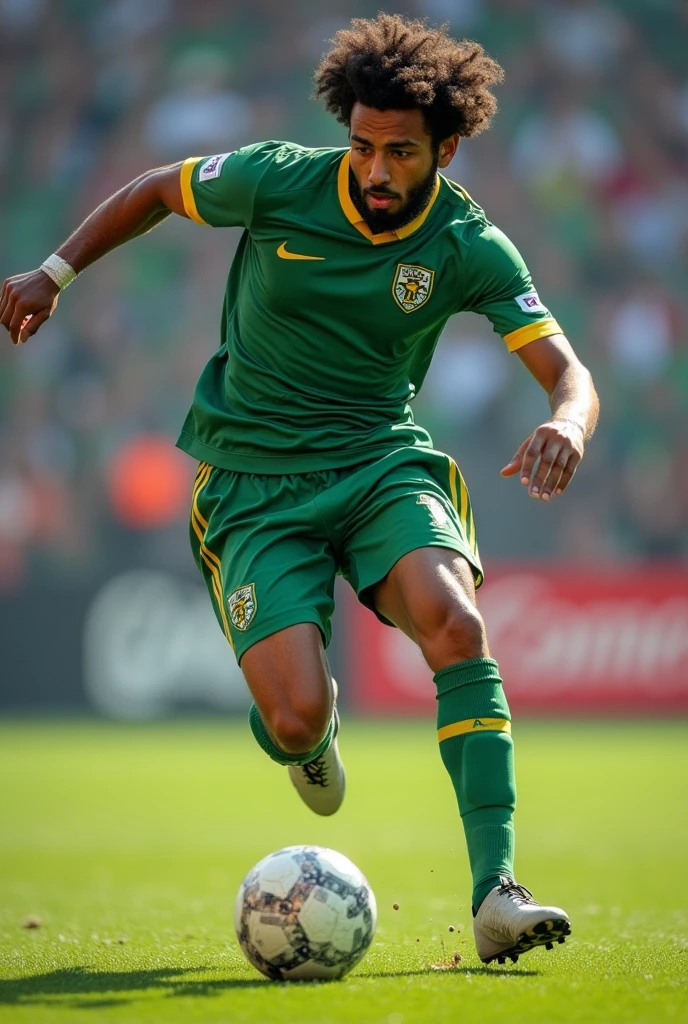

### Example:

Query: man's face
xmin=348 ymin=103 xmax=459 ymax=233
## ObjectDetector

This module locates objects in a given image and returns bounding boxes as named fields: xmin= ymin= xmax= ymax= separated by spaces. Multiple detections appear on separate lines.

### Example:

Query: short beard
xmin=348 ymin=157 xmax=439 ymax=235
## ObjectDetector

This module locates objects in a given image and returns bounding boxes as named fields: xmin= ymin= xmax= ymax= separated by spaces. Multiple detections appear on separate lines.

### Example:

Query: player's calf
xmin=248 ymin=696 xmax=345 ymax=815
xmin=434 ymin=657 xmax=517 ymax=910
xmin=245 ymin=641 xmax=346 ymax=817
xmin=248 ymin=699 xmax=334 ymax=766
xmin=265 ymin=707 xmax=331 ymax=756
xmin=250 ymin=680 xmax=345 ymax=818
xmin=287 ymin=697 xmax=346 ymax=817
xmin=241 ymin=622 xmax=335 ymax=760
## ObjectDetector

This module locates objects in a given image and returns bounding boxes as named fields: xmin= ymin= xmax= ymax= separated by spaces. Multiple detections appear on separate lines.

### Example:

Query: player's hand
xmin=500 ymin=419 xmax=585 ymax=501
xmin=0 ymin=270 xmax=61 ymax=346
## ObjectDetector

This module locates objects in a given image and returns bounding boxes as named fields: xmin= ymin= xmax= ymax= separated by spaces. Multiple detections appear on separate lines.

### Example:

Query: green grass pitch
xmin=0 ymin=720 xmax=686 ymax=1023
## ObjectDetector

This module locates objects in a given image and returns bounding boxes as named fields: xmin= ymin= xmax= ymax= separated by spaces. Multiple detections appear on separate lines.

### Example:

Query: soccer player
xmin=1 ymin=15 xmax=598 ymax=965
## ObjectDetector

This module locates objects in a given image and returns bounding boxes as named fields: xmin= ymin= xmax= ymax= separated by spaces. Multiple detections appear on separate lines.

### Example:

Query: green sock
xmin=434 ymin=658 xmax=516 ymax=912
xmin=248 ymin=703 xmax=335 ymax=767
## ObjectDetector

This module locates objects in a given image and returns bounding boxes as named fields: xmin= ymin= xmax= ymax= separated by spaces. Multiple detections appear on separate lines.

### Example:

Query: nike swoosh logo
xmin=277 ymin=242 xmax=325 ymax=261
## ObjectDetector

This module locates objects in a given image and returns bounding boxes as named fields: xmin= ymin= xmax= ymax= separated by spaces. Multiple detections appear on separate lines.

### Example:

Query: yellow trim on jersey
xmin=337 ymin=153 xmax=441 ymax=245
xmin=180 ymin=157 xmax=207 ymax=225
xmin=191 ymin=462 xmax=233 ymax=647
xmin=438 ymin=718 xmax=511 ymax=743
xmin=504 ymin=318 xmax=561 ymax=353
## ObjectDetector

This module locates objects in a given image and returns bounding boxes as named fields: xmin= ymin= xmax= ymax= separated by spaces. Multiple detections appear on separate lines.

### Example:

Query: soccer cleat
xmin=473 ymin=878 xmax=571 ymax=965
xmin=287 ymin=683 xmax=345 ymax=817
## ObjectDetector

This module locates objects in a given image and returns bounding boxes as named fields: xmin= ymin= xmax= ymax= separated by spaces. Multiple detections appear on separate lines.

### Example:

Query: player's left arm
xmin=462 ymin=224 xmax=599 ymax=502
xmin=500 ymin=332 xmax=599 ymax=501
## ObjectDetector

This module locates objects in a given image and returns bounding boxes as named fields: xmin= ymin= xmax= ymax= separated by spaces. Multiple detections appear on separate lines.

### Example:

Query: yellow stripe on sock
xmin=437 ymin=718 xmax=511 ymax=743
xmin=191 ymin=462 xmax=233 ymax=648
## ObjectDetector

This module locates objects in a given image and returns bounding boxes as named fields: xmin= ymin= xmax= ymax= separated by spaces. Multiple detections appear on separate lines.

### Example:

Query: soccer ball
xmin=234 ymin=845 xmax=377 ymax=980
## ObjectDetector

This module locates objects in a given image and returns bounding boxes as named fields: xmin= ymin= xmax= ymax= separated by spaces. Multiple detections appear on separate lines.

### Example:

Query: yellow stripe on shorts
xmin=447 ymin=458 xmax=483 ymax=586
xmin=448 ymin=458 xmax=471 ymax=547
xmin=191 ymin=462 xmax=233 ymax=648
xmin=437 ymin=718 xmax=511 ymax=743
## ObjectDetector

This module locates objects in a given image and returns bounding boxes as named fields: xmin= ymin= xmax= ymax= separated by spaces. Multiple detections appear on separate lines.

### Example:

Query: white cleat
xmin=287 ymin=687 xmax=345 ymax=817
xmin=473 ymin=878 xmax=571 ymax=965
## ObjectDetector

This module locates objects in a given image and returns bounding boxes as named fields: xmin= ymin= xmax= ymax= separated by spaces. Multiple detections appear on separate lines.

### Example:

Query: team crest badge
xmin=417 ymin=493 xmax=448 ymax=526
xmin=393 ymin=263 xmax=435 ymax=313
xmin=228 ymin=584 xmax=257 ymax=631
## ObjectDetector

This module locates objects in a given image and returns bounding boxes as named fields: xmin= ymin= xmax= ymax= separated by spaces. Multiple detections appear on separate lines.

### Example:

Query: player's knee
xmin=445 ymin=604 xmax=487 ymax=659
xmin=268 ymin=706 xmax=330 ymax=755
xmin=420 ymin=601 xmax=488 ymax=669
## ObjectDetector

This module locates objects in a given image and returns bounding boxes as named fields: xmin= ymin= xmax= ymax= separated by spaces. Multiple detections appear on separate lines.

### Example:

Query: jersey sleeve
xmin=462 ymin=225 xmax=562 ymax=352
xmin=179 ymin=142 xmax=281 ymax=229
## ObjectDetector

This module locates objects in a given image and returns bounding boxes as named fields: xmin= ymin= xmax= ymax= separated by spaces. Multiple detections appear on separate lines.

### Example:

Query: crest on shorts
xmin=417 ymin=493 xmax=449 ymax=527
xmin=393 ymin=263 xmax=435 ymax=313
xmin=228 ymin=583 xmax=257 ymax=631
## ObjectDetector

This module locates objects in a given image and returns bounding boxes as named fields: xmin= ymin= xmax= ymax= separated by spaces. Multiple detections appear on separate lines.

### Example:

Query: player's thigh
xmin=209 ymin=526 xmax=337 ymax=667
xmin=241 ymin=622 xmax=334 ymax=733
xmin=372 ymin=546 xmax=487 ymax=652
xmin=336 ymin=453 xmax=488 ymax=665
xmin=339 ymin=452 xmax=483 ymax=620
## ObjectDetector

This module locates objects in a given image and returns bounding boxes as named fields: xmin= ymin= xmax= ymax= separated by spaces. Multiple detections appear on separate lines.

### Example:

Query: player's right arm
xmin=0 ymin=162 xmax=189 ymax=346
xmin=2 ymin=143 xmax=278 ymax=345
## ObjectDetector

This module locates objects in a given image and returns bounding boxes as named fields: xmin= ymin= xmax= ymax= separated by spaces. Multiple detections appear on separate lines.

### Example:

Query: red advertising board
xmin=345 ymin=565 xmax=688 ymax=715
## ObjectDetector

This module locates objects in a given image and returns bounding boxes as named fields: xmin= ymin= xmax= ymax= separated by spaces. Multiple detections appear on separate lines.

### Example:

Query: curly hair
xmin=314 ymin=14 xmax=503 ymax=142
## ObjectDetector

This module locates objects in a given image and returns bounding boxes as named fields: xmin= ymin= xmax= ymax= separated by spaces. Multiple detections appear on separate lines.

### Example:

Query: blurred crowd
xmin=0 ymin=0 xmax=687 ymax=591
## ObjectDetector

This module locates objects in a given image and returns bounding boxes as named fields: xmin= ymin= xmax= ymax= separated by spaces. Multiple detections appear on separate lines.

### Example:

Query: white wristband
xmin=40 ymin=254 xmax=77 ymax=290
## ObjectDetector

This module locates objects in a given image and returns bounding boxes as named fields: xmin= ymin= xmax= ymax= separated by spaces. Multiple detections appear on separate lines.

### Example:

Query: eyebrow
xmin=350 ymin=133 xmax=421 ymax=148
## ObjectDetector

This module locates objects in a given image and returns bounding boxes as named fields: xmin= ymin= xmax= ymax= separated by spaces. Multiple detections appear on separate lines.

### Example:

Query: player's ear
xmin=437 ymin=135 xmax=459 ymax=169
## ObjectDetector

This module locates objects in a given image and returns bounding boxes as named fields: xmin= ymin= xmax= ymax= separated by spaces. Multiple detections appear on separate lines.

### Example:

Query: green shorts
xmin=189 ymin=447 xmax=483 ymax=662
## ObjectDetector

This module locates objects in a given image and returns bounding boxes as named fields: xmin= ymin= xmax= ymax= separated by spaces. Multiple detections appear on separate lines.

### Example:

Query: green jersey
xmin=176 ymin=142 xmax=561 ymax=473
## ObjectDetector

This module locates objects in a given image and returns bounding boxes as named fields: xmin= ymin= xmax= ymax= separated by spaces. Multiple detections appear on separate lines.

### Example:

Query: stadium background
xmin=0 ymin=0 xmax=687 ymax=717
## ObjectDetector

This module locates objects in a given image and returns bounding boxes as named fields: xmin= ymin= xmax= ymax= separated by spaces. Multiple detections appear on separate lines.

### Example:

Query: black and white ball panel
xmin=234 ymin=846 xmax=377 ymax=981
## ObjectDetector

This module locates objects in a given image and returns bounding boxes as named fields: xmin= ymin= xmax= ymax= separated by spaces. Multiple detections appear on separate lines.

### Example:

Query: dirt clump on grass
xmin=431 ymin=951 xmax=462 ymax=970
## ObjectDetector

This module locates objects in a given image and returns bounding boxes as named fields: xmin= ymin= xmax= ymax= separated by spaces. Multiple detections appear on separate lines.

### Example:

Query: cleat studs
xmin=558 ymin=936 xmax=565 ymax=944
xmin=511 ymin=955 xmax=518 ymax=963
xmin=546 ymin=942 xmax=553 ymax=950
xmin=497 ymin=956 xmax=506 ymax=965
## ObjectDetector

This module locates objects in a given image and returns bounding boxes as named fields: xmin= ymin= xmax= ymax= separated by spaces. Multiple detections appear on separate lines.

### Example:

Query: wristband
xmin=40 ymin=254 xmax=77 ymax=290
